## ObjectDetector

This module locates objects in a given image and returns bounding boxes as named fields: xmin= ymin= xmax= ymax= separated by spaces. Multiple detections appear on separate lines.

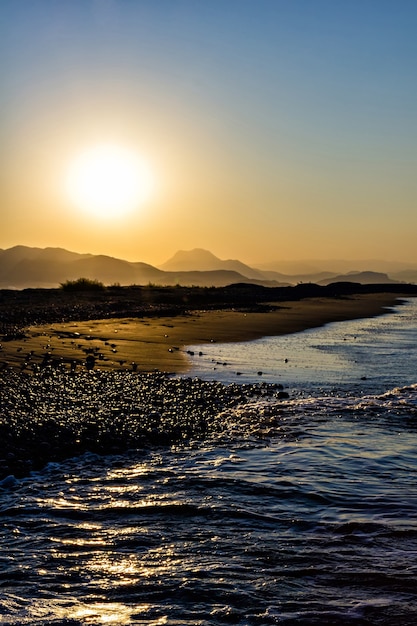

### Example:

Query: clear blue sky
xmin=2 ymin=0 xmax=416 ymax=265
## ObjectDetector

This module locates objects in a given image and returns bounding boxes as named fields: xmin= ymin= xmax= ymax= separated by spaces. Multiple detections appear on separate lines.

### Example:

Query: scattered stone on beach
xmin=277 ymin=391 xmax=290 ymax=399
xmin=1 ymin=289 xmax=409 ymax=375
xmin=85 ymin=355 xmax=95 ymax=370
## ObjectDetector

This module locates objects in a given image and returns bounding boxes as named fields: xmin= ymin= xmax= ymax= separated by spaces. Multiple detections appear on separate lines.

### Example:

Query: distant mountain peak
xmin=162 ymin=248 xmax=221 ymax=265
xmin=160 ymin=248 xmax=267 ymax=280
xmin=160 ymin=249 xmax=220 ymax=270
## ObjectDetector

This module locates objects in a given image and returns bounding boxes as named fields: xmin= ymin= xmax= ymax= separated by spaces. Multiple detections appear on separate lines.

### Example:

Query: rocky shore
xmin=2 ymin=283 xmax=417 ymax=483
xmin=0 ymin=367 xmax=287 ymax=483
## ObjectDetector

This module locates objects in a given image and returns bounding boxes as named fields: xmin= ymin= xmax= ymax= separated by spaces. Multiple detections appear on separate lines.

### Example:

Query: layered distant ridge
xmin=0 ymin=245 xmax=414 ymax=289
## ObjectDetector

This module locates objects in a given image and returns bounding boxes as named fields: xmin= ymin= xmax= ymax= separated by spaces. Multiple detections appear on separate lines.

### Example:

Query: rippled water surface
xmin=186 ymin=298 xmax=417 ymax=389
xmin=1 ymin=299 xmax=417 ymax=625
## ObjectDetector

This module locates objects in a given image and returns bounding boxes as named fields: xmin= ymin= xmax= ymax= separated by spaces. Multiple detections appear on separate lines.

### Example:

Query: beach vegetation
xmin=147 ymin=282 xmax=163 ymax=288
xmin=60 ymin=278 xmax=105 ymax=292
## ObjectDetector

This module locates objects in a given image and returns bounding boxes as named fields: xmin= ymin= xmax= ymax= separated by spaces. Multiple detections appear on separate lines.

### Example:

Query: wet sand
xmin=1 ymin=293 xmax=403 ymax=373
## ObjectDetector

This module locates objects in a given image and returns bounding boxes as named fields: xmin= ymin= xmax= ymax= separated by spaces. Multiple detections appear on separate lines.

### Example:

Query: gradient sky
xmin=2 ymin=0 xmax=417 ymax=266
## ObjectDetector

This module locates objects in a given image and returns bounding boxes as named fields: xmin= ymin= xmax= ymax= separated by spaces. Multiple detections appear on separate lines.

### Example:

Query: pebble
xmin=0 ymin=368 xmax=290 ymax=481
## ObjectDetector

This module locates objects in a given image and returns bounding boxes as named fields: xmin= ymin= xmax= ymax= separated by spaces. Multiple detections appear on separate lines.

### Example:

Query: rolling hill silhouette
xmin=0 ymin=246 xmax=284 ymax=289
xmin=317 ymin=271 xmax=398 ymax=286
xmin=0 ymin=245 xmax=409 ymax=289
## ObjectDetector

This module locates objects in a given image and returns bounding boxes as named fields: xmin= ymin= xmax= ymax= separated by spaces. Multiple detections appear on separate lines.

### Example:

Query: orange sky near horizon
xmin=2 ymin=1 xmax=417 ymax=267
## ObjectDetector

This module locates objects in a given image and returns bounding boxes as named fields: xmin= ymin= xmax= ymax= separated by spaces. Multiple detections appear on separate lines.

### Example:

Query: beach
xmin=0 ymin=289 xmax=410 ymax=481
xmin=2 ymin=292 xmax=417 ymax=624
xmin=0 ymin=292 xmax=405 ymax=373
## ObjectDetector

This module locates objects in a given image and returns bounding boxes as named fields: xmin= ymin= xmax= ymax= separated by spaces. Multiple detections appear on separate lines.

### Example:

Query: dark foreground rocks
xmin=0 ymin=368 xmax=287 ymax=482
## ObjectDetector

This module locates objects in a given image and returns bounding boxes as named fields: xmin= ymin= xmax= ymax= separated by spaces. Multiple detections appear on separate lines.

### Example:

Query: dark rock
xmin=277 ymin=391 xmax=290 ymax=399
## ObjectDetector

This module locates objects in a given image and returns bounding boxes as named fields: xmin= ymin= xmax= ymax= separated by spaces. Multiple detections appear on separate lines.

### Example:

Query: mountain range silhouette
xmin=0 ymin=245 xmax=414 ymax=289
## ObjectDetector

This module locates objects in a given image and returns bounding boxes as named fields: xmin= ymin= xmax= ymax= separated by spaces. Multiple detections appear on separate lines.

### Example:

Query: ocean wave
xmin=241 ymin=381 xmax=417 ymax=417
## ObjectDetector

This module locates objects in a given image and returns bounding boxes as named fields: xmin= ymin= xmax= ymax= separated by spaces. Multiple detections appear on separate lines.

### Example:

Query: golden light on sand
xmin=65 ymin=144 xmax=154 ymax=219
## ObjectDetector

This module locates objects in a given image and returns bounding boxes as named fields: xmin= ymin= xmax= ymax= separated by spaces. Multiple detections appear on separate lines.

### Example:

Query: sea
xmin=1 ymin=297 xmax=417 ymax=625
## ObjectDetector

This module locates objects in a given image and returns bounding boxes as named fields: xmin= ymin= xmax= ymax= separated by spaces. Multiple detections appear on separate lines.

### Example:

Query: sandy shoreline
xmin=0 ymin=293 xmax=404 ymax=373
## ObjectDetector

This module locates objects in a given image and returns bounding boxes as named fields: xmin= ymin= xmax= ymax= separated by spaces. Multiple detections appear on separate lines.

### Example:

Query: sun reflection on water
xmin=71 ymin=602 xmax=137 ymax=624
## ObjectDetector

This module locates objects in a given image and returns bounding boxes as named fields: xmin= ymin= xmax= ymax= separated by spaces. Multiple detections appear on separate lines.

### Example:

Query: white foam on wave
xmin=216 ymin=382 xmax=417 ymax=426
xmin=353 ymin=382 xmax=417 ymax=412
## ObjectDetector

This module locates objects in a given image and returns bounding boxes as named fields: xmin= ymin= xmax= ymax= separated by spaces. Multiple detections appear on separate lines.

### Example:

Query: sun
xmin=65 ymin=144 xmax=154 ymax=219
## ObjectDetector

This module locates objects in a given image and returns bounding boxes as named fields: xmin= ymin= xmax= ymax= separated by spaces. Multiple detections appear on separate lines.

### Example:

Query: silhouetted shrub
xmin=60 ymin=278 xmax=105 ymax=292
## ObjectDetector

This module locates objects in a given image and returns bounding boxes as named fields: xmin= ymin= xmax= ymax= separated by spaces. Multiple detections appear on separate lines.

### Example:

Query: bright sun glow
xmin=66 ymin=144 xmax=154 ymax=219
